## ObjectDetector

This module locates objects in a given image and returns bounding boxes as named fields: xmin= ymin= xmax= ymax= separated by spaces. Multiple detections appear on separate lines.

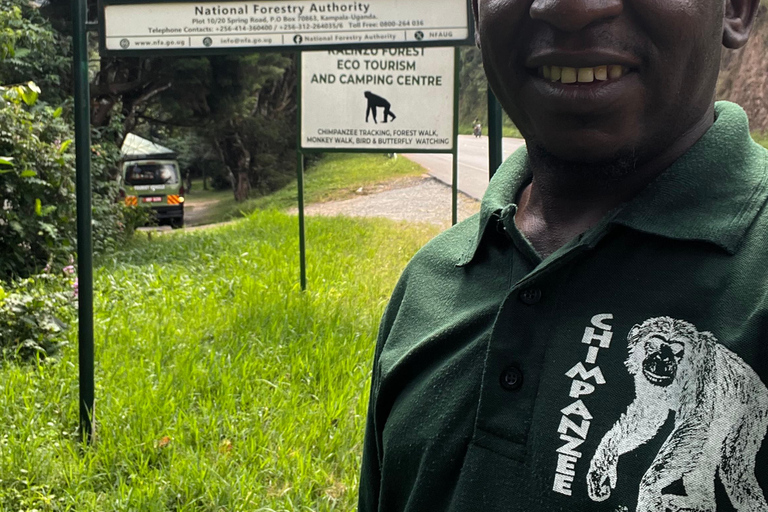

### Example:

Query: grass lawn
xmin=753 ymin=131 xmax=768 ymax=149
xmin=0 ymin=211 xmax=439 ymax=510
xmin=184 ymin=153 xmax=427 ymax=227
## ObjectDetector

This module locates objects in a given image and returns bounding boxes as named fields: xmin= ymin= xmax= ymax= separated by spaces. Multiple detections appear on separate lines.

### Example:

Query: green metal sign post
xmin=452 ymin=47 xmax=461 ymax=226
xmin=488 ymin=89 xmax=503 ymax=179
xmin=71 ymin=0 xmax=95 ymax=442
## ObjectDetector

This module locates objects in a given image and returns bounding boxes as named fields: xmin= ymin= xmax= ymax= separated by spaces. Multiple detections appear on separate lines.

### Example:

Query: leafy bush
xmin=0 ymin=1 xmax=70 ymax=104
xmin=0 ymin=270 xmax=75 ymax=360
xmin=0 ymin=82 xmax=76 ymax=280
xmin=0 ymin=5 xmax=147 ymax=365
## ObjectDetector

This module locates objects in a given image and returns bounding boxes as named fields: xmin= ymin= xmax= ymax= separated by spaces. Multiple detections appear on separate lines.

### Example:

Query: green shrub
xmin=0 ymin=82 xmax=76 ymax=280
xmin=0 ymin=271 xmax=75 ymax=360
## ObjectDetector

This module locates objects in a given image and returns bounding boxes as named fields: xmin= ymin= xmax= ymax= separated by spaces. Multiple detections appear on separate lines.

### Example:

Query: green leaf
xmin=0 ymin=157 xmax=13 ymax=167
xmin=52 ymin=107 xmax=63 ymax=119
xmin=20 ymin=84 xmax=39 ymax=106
xmin=39 ymin=223 xmax=56 ymax=238
xmin=58 ymin=140 xmax=72 ymax=154
xmin=20 ymin=170 xmax=37 ymax=178
xmin=35 ymin=199 xmax=42 ymax=216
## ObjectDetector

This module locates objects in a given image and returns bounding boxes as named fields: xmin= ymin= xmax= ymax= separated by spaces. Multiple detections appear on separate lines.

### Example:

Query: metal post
xmin=295 ymin=53 xmax=307 ymax=291
xmin=451 ymin=151 xmax=458 ymax=226
xmin=72 ymin=0 xmax=94 ymax=443
xmin=452 ymin=48 xmax=460 ymax=226
xmin=297 ymin=150 xmax=307 ymax=291
xmin=487 ymin=88 xmax=503 ymax=179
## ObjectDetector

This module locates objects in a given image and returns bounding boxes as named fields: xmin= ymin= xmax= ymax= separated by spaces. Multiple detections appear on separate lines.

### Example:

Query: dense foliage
xmin=0 ymin=83 xmax=78 ymax=358
xmin=0 ymin=272 xmax=75 ymax=360
xmin=0 ymin=84 xmax=74 ymax=279
xmin=0 ymin=0 xmax=139 ymax=359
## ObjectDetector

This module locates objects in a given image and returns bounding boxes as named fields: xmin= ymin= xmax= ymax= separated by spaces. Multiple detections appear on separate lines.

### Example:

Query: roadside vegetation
xmin=0 ymin=1 xmax=144 ymax=360
xmin=185 ymin=153 xmax=427 ymax=226
xmin=0 ymin=210 xmax=438 ymax=510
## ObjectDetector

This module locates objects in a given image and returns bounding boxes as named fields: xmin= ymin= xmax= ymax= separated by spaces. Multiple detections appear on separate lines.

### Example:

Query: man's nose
xmin=530 ymin=0 xmax=623 ymax=32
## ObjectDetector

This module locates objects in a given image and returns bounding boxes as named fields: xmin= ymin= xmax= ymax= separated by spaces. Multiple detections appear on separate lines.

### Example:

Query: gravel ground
xmin=291 ymin=177 xmax=481 ymax=228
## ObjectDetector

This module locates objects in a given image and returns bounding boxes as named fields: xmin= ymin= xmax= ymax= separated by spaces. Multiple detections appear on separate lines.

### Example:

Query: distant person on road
xmin=473 ymin=117 xmax=482 ymax=138
xmin=359 ymin=0 xmax=768 ymax=510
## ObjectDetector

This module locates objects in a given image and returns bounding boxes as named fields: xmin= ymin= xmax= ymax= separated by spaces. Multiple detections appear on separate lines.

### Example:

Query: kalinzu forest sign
xmin=301 ymin=47 xmax=456 ymax=152
xmin=99 ymin=0 xmax=473 ymax=55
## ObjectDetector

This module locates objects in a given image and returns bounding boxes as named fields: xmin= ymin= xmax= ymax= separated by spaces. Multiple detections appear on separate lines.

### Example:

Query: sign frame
xmin=297 ymin=48 xmax=461 ymax=155
xmin=97 ymin=0 xmax=475 ymax=57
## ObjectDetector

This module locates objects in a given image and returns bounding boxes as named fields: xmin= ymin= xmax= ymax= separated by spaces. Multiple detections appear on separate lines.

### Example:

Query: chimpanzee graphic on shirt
xmin=587 ymin=317 xmax=768 ymax=511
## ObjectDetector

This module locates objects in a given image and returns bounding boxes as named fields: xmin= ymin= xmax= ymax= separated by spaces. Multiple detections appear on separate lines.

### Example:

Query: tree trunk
xmin=235 ymin=171 xmax=251 ymax=202
xmin=214 ymin=125 xmax=252 ymax=202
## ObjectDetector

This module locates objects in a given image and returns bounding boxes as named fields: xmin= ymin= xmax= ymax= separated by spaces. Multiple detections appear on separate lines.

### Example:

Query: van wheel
xmin=171 ymin=218 xmax=184 ymax=229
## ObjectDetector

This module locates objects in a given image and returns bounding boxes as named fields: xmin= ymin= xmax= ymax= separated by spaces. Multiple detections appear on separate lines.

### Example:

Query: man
xmin=359 ymin=0 xmax=768 ymax=509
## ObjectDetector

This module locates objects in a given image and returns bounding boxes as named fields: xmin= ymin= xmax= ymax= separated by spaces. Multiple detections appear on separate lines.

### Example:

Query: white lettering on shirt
xmin=553 ymin=313 xmax=613 ymax=496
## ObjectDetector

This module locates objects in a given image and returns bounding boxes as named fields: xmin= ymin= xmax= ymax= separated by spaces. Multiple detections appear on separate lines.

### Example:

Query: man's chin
xmin=527 ymin=141 xmax=640 ymax=182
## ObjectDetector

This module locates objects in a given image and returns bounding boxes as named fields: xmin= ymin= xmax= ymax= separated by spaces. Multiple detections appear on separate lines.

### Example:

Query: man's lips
xmin=525 ymin=49 xmax=642 ymax=69
xmin=523 ymin=65 xmax=642 ymax=114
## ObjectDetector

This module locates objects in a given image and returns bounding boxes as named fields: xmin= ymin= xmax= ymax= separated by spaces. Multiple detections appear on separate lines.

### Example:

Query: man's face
xmin=473 ymin=0 xmax=727 ymax=165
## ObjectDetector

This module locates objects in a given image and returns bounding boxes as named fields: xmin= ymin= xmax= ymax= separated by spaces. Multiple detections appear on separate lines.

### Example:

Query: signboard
xmin=100 ymin=0 xmax=472 ymax=55
xmin=300 ymin=47 xmax=456 ymax=152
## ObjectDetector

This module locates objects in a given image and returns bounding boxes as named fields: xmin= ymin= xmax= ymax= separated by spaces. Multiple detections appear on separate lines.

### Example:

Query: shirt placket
xmin=471 ymin=208 xmax=590 ymax=464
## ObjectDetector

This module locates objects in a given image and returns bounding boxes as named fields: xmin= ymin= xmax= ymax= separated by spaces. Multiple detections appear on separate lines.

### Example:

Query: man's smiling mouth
xmin=536 ymin=65 xmax=631 ymax=84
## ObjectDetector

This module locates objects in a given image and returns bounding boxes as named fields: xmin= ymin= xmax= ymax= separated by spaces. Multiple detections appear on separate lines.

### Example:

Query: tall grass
xmin=0 ymin=211 xmax=438 ymax=510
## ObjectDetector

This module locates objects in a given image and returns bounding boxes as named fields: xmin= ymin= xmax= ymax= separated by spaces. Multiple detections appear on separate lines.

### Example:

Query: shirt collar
xmin=458 ymin=101 xmax=768 ymax=266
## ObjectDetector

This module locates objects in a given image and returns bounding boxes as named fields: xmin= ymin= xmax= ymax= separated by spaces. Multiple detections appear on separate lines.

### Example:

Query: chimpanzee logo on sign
xmin=364 ymin=92 xmax=397 ymax=124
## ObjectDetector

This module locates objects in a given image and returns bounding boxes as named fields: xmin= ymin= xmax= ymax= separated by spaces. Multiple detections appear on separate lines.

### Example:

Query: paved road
xmin=405 ymin=135 xmax=526 ymax=200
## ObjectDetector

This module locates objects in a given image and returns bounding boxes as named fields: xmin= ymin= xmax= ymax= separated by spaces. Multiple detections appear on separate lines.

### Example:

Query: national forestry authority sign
xmin=101 ymin=0 xmax=472 ymax=54
xmin=300 ymin=47 xmax=456 ymax=152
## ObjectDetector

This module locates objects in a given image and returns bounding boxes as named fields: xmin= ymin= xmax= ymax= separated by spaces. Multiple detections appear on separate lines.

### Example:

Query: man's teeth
xmin=541 ymin=65 xmax=628 ymax=83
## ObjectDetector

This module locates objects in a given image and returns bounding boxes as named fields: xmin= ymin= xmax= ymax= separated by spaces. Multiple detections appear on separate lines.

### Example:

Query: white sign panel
xmin=301 ymin=47 xmax=455 ymax=152
xmin=103 ymin=0 xmax=470 ymax=52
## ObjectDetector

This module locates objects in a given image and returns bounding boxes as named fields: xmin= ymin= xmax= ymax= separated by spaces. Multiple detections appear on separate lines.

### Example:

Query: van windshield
xmin=124 ymin=163 xmax=179 ymax=186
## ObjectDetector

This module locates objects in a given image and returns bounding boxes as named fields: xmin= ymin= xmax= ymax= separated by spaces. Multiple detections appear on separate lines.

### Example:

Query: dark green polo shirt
xmin=359 ymin=102 xmax=768 ymax=512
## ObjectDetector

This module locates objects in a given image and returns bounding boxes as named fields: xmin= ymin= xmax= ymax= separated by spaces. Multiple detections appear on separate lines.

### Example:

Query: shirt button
xmin=519 ymin=288 xmax=542 ymax=305
xmin=500 ymin=365 xmax=524 ymax=391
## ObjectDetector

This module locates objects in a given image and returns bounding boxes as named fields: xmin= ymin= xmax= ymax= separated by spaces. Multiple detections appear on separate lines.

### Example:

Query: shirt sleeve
xmin=358 ymin=343 xmax=383 ymax=512
xmin=358 ymin=275 xmax=409 ymax=512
